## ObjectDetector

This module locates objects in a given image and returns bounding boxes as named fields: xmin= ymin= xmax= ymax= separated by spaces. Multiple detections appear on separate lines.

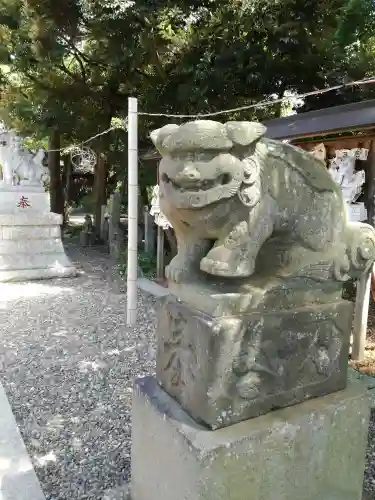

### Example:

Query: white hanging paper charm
xmin=352 ymin=148 xmax=369 ymax=161
xmin=327 ymin=147 xmax=368 ymax=222
xmin=150 ymin=185 xmax=173 ymax=229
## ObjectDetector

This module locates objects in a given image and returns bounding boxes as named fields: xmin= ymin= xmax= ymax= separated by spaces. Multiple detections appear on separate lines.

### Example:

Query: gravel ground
xmin=0 ymin=243 xmax=374 ymax=499
xmin=0 ymin=244 xmax=156 ymax=500
xmin=364 ymin=410 xmax=375 ymax=499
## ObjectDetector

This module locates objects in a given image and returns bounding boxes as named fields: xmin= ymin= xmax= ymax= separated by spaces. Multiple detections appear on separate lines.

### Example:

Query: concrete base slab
xmin=132 ymin=376 xmax=370 ymax=500
xmin=348 ymin=368 xmax=375 ymax=408
xmin=0 ymin=265 xmax=77 ymax=282
xmin=0 ymin=382 xmax=45 ymax=499
xmin=136 ymin=278 xmax=169 ymax=298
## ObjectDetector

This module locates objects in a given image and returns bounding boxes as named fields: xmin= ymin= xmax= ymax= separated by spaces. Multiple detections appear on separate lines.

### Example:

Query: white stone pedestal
xmin=132 ymin=377 xmax=370 ymax=500
xmin=0 ymin=187 xmax=76 ymax=282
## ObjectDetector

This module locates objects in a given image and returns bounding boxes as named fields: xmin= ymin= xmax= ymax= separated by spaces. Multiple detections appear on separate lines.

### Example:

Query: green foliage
xmin=137 ymin=252 xmax=157 ymax=277
xmin=22 ymin=135 xmax=48 ymax=150
xmin=77 ymin=192 xmax=94 ymax=213
xmin=64 ymin=222 xmax=84 ymax=239
xmin=0 ymin=0 xmax=374 ymax=183
xmin=141 ymin=0 xmax=375 ymax=120
xmin=117 ymin=250 xmax=156 ymax=278
xmin=335 ymin=0 xmax=375 ymax=46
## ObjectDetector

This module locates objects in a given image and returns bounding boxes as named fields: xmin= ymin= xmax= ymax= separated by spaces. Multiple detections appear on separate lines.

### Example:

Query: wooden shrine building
xmin=265 ymin=99 xmax=375 ymax=362
xmin=265 ymin=99 xmax=375 ymax=226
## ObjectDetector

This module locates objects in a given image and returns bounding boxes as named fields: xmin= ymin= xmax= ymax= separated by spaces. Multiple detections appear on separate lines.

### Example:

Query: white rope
xmin=138 ymin=77 xmax=375 ymax=118
xmin=39 ymin=75 xmax=375 ymax=154
xmin=46 ymin=122 xmax=128 ymax=153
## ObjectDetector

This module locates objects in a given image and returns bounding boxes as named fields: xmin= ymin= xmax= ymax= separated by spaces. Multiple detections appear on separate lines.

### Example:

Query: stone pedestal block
xmin=0 ymin=212 xmax=76 ymax=282
xmin=132 ymin=376 xmax=370 ymax=500
xmin=156 ymin=293 xmax=353 ymax=429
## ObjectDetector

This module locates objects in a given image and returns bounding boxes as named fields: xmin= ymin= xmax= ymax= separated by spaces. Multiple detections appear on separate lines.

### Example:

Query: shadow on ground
xmin=0 ymin=244 xmax=156 ymax=500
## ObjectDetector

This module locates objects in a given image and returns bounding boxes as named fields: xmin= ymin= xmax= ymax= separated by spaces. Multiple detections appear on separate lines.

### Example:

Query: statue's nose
xmin=181 ymin=164 xmax=201 ymax=181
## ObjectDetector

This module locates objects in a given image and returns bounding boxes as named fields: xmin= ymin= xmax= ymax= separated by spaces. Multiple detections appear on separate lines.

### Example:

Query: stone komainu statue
xmin=150 ymin=120 xmax=375 ymax=285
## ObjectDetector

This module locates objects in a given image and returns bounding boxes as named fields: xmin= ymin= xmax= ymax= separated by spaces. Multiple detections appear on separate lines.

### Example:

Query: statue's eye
xmin=194 ymin=153 xmax=206 ymax=161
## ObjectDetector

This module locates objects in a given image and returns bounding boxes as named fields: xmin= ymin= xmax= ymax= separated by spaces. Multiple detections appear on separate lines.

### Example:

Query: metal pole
xmin=156 ymin=225 xmax=165 ymax=281
xmin=352 ymin=267 xmax=372 ymax=361
xmin=144 ymin=206 xmax=150 ymax=253
xmin=127 ymin=97 xmax=138 ymax=325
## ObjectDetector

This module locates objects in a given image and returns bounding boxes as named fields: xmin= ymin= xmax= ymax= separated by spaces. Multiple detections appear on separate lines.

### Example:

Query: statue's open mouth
xmin=160 ymin=166 xmax=243 ymax=209
xmin=161 ymin=173 xmax=232 ymax=192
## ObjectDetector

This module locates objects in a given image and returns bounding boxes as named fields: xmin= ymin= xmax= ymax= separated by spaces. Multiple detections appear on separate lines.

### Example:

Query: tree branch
xmin=0 ymin=73 xmax=29 ymax=99
xmin=134 ymin=68 xmax=153 ymax=81
xmin=57 ymin=60 xmax=81 ymax=82
xmin=73 ymin=51 xmax=87 ymax=81
xmin=24 ymin=71 xmax=51 ymax=91
xmin=59 ymin=35 xmax=108 ymax=70
xmin=64 ymin=49 xmax=87 ymax=81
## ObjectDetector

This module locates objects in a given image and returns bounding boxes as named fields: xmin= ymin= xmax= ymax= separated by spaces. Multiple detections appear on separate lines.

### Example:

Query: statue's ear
xmin=225 ymin=121 xmax=267 ymax=146
xmin=150 ymin=124 xmax=180 ymax=154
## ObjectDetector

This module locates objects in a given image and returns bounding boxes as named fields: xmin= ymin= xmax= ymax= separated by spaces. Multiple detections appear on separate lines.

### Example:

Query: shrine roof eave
xmin=142 ymin=99 xmax=375 ymax=160
xmin=264 ymin=99 xmax=375 ymax=141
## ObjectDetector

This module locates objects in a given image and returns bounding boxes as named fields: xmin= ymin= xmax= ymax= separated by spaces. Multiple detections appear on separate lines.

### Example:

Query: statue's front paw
xmin=165 ymin=257 xmax=189 ymax=283
xmin=200 ymin=257 xmax=229 ymax=275
xmin=200 ymin=246 xmax=255 ymax=277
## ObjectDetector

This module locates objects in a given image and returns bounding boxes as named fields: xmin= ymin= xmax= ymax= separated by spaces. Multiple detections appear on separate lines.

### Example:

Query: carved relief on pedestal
xmin=161 ymin=307 xmax=198 ymax=389
xmin=156 ymin=294 xmax=351 ymax=429
xmin=232 ymin=318 xmax=343 ymax=400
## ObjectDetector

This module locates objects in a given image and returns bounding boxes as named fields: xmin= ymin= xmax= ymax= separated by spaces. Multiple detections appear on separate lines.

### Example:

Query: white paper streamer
xmin=149 ymin=185 xmax=172 ymax=229
xmin=327 ymin=147 xmax=368 ymax=222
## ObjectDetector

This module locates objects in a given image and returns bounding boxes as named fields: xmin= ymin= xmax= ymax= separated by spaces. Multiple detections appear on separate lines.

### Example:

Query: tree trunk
xmin=138 ymin=189 xmax=145 ymax=226
xmin=91 ymin=106 xmax=113 ymax=233
xmin=140 ymin=184 xmax=149 ymax=206
xmin=92 ymin=151 xmax=108 ymax=232
xmin=63 ymin=154 xmax=72 ymax=224
xmin=48 ymin=129 xmax=64 ymax=217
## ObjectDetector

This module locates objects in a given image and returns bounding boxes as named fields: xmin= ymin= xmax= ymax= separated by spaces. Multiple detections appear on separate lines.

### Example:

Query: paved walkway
xmin=0 ymin=245 xmax=156 ymax=500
